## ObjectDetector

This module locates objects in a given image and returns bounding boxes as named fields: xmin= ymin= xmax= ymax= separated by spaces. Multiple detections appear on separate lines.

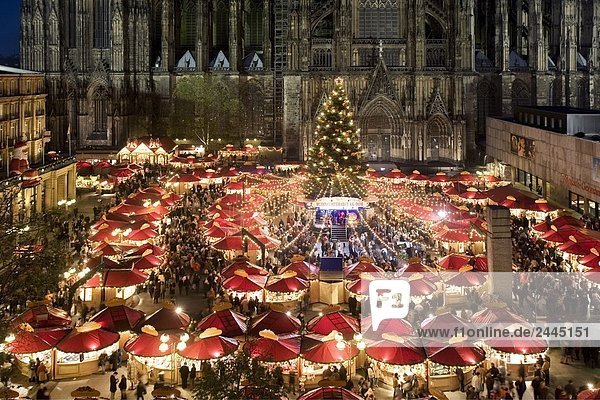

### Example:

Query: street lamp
xmin=333 ymin=330 xmax=366 ymax=380
xmin=158 ymin=330 xmax=190 ymax=385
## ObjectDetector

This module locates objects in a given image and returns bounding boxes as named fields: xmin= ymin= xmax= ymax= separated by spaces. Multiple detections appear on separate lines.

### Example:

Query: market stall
xmin=195 ymin=303 xmax=247 ymax=337
xmin=54 ymin=322 xmax=120 ymax=379
xmin=365 ymin=333 xmax=426 ymax=387
xmin=247 ymin=306 xmax=301 ymax=336
xmin=300 ymin=332 xmax=359 ymax=387
xmin=265 ymin=271 xmax=309 ymax=303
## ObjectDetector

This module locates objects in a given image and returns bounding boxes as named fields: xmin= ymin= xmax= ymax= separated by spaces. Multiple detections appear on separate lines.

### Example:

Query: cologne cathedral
xmin=21 ymin=0 xmax=600 ymax=163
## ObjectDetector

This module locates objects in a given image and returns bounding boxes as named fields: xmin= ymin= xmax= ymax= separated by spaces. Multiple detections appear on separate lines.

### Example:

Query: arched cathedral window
xmin=213 ymin=0 xmax=229 ymax=49
xmin=92 ymin=88 xmax=109 ymax=133
xmin=358 ymin=0 xmax=399 ymax=39
xmin=244 ymin=0 xmax=263 ymax=51
xmin=67 ymin=0 xmax=77 ymax=48
xmin=93 ymin=0 xmax=110 ymax=49
xmin=151 ymin=1 xmax=163 ymax=63
xmin=180 ymin=0 xmax=197 ymax=51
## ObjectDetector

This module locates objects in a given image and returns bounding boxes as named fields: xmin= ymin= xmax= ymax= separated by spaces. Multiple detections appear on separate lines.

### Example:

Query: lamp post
xmin=58 ymin=198 xmax=76 ymax=252
xmin=158 ymin=332 xmax=189 ymax=385
xmin=334 ymin=331 xmax=366 ymax=380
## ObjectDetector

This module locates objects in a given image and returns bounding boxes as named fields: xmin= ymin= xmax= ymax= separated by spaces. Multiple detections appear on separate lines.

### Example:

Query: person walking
xmin=119 ymin=374 xmax=127 ymax=400
xmin=135 ymin=381 xmax=147 ymax=400
xmin=109 ymin=372 xmax=118 ymax=400
xmin=456 ymin=366 xmax=465 ymax=392
xmin=179 ymin=362 xmax=190 ymax=389
xmin=542 ymin=356 xmax=551 ymax=385
xmin=189 ymin=364 xmax=197 ymax=388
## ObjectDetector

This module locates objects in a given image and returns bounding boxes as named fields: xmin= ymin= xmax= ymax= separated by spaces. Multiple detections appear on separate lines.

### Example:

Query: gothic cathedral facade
xmin=21 ymin=0 xmax=600 ymax=163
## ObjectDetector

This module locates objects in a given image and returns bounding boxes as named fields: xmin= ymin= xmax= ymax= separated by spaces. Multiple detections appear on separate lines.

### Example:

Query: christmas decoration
xmin=305 ymin=77 xmax=365 ymax=198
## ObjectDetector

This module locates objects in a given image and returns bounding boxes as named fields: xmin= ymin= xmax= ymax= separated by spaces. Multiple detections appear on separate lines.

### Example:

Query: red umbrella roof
xmin=426 ymin=344 xmax=486 ymax=366
xmin=224 ymin=181 xmax=246 ymax=190
xmin=443 ymin=271 xmax=487 ymax=287
xmin=366 ymin=339 xmax=426 ymax=365
xmin=167 ymin=173 xmax=200 ymax=183
xmin=136 ymin=306 xmax=191 ymax=332
xmin=87 ymin=256 xmax=124 ymax=270
xmin=243 ymin=333 xmax=301 ymax=362
xmin=130 ymin=254 xmax=164 ymax=270
xmin=35 ymin=328 xmax=71 ymax=346
xmin=345 ymin=279 xmax=370 ymax=296
xmin=265 ymin=273 xmax=309 ymax=293
xmin=90 ymin=304 xmax=145 ymax=332
xmin=486 ymin=337 xmax=548 ymax=355
xmin=126 ymin=243 xmax=165 ymax=257
xmin=409 ymin=278 xmax=437 ymax=297
xmin=127 ymin=227 xmax=159 ymax=241
xmin=579 ymin=248 xmax=600 ymax=268
xmin=125 ymin=332 xmax=179 ymax=357
xmin=526 ymin=199 xmax=556 ymax=212
xmin=248 ymin=309 xmax=301 ymax=335
xmin=533 ymin=215 xmax=584 ymax=233
xmin=480 ymin=174 xmax=500 ymax=183
xmin=361 ymin=316 xmax=413 ymax=340
xmin=221 ymin=258 xmax=268 ymax=279
xmin=13 ymin=304 xmax=71 ymax=329
xmin=429 ymin=172 xmax=451 ymax=183
xmin=298 ymin=387 xmax=363 ymax=400
xmin=471 ymin=306 xmax=528 ymax=325
xmin=204 ymin=217 xmax=240 ymax=230
xmin=453 ymin=171 xmax=477 ymax=182
xmin=109 ymin=167 xmax=134 ymax=178
xmin=307 ymin=312 xmax=359 ymax=340
xmin=384 ymin=169 xmax=406 ymax=179
xmin=558 ymin=239 xmax=600 ymax=256
xmin=88 ymin=229 xmax=117 ymax=242
xmin=93 ymin=242 xmax=136 ymax=257
xmin=344 ymin=258 xmax=383 ymax=280
xmin=577 ymin=389 xmax=600 ymax=400
xmin=178 ymin=332 xmax=238 ymax=360
xmin=437 ymin=254 xmax=470 ymax=270
xmin=56 ymin=326 xmax=120 ymax=353
xmin=444 ymin=182 xmax=469 ymax=195
xmin=196 ymin=308 xmax=247 ymax=337
xmin=213 ymin=235 xmax=261 ymax=251
xmin=279 ymin=260 xmax=320 ymax=280
xmin=205 ymin=225 xmax=239 ymax=238
xmin=540 ymin=225 xmax=590 ymax=244
xmin=84 ymin=269 xmax=148 ymax=288
xmin=435 ymin=228 xmax=484 ymax=243
xmin=222 ymin=273 xmax=267 ymax=292
xmin=301 ymin=338 xmax=359 ymax=364
xmin=459 ymin=188 xmax=487 ymax=200
xmin=407 ymin=170 xmax=429 ymax=181
xmin=421 ymin=312 xmax=469 ymax=331
xmin=6 ymin=330 xmax=54 ymax=354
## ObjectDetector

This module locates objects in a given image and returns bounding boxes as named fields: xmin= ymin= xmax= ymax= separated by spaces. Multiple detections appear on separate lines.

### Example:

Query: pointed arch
xmin=87 ymin=81 xmax=111 ymax=137
xmin=212 ymin=0 xmax=229 ymax=49
xmin=240 ymin=79 xmax=266 ymax=137
xmin=359 ymin=95 xmax=403 ymax=161
xmin=426 ymin=114 xmax=453 ymax=161
xmin=511 ymin=79 xmax=531 ymax=111
xmin=180 ymin=0 xmax=197 ymax=51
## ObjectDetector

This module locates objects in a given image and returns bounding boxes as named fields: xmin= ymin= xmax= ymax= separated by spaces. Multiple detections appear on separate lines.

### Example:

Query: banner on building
xmin=510 ymin=134 xmax=536 ymax=158
xmin=593 ymin=157 xmax=600 ymax=183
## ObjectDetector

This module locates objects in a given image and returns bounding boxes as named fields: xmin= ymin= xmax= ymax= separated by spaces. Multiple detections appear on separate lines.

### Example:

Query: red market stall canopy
xmin=243 ymin=331 xmax=301 ymax=362
xmin=453 ymin=171 xmax=477 ymax=182
xmin=361 ymin=316 xmax=414 ymax=339
xmin=221 ymin=257 xmax=268 ymax=279
xmin=297 ymin=387 xmax=363 ymax=400
xmin=558 ymin=237 xmax=600 ymax=256
xmin=345 ymin=278 xmax=371 ymax=297
xmin=248 ymin=308 xmax=301 ymax=335
xmin=265 ymin=271 xmax=309 ymax=293
xmin=527 ymin=199 xmax=556 ymax=212
xmin=279 ymin=256 xmax=319 ymax=280
xmin=109 ymin=167 xmax=135 ymax=178
xmin=540 ymin=225 xmax=594 ymax=244
xmin=213 ymin=235 xmax=261 ymax=251
xmin=366 ymin=337 xmax=426 ymax=365
xmin=83 ymin=269 xmax=148 ymax=288
xmin=459 ymin=187 xmax=487 ymax=201
xmin=125 ymin=331 xmax=180 ymax=357
xmin=13 ymin=302 xmax=71 ymax=329
xmin=343 ymin=257 xmax=383 ymax=280
xmin=56 ymin=323 xmax=119 ymax=353
xmin=421 ymin=312 xmax=469 ymax=332
xmin=6 ymin=330 xmax=55 ymax=354
xmin=87 ymin=256 xmax=124 ymax=270
xmin=126 ymin=243 xmax=165 ymax=257
xmin=127 ymin=227 xmax=159 ymax=241
xmin=204 ymin=217 xmax=240 ymax=231
xmin=178 ymin=328 xmax=238 ymax=361
xmin=34 ymin=328 xmax=71 ymax=347
xmin=437 ymin=254 xmax=470 ymax=270
xmin=167 ymin=173 xmax=201 ymax=184
xmin=384 ymin=169 xmax=406 ymax=180
xmin=222 ymin=271 xmax=267 ymax=292
xmin=426 ymin=344 xmax=486 ymax=366
xmin=205 ymin=225 xmax=240 ymax=239
xmin=471 ymin=305 xmax=528 ymax=325
xmin=407 ymin=170 xmax=429 ymax=182
xmin=135 ymin=303 xmax=191 ymax=332
xmin=580 ymin=248 xmax=600 ymax=268
xmin=93 ymin=242 xmax=137 ymax=257
xmin=444 ymin=182 xmax=469 ymax=196
xmin=301 ymin=335 xmax=359 ymax=364
xmin=429 ymin=172 xmax=451 ymax=183
xmin=577 ymin=389 xmax=600 ymax=400
xmin=443 ymin=270 xmax=488 ymax=287
xmin=434 ymin=228 xmax=484 ymax=243
xmin=196 ymin=304 xmax=247 ymax=337
xmin=533 ymin=215 xmax=584 ymax=233
xmin=130 ymin=254 xmax=164 ymax=270
xmin=90 ymin=302 xmax=145 ymax=332
xmin=306 ymin=311 xmax=359 ymax=340
xmin=485 ymin=337 xmax=548 ymax=355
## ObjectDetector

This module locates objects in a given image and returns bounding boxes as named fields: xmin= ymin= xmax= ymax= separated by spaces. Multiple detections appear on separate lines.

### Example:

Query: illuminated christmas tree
xmin=305 ymin=77 xmax=365 ymax=199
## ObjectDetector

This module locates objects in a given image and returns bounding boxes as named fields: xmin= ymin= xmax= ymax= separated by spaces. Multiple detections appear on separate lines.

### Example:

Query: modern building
xmin=20 ymin=0 xmax=600 ymax=164
xmin=486 ymin=106 xmax=600 ymax=218
xmin=0 ymin=65 xmax=76 ymax=223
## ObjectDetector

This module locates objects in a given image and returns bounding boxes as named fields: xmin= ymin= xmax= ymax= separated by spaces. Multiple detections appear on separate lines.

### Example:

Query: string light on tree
xmin=305 ymin=77 xmax=365 ymax=199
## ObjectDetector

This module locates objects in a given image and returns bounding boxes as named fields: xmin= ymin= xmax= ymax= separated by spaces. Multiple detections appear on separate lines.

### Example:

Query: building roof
xmin=0 ymin=65 xmax=41 ymax=75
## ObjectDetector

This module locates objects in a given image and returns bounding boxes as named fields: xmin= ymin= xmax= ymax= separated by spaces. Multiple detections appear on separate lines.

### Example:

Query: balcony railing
xmin=311 ymin=39 xmax=332 ymax=69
